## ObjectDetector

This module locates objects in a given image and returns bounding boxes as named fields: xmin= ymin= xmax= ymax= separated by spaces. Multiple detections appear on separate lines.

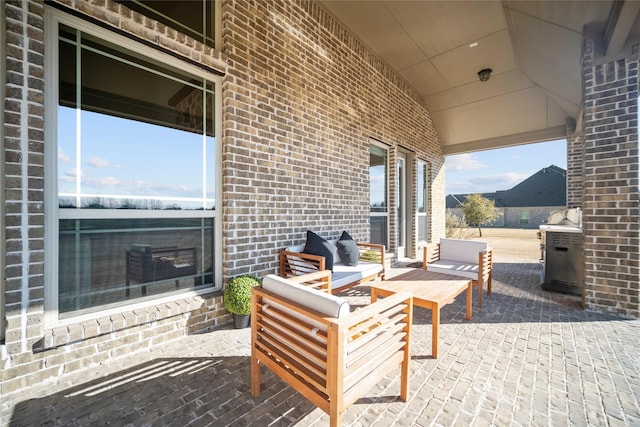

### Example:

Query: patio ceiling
xmin=319 ymin=0 xmax=640 ymax=155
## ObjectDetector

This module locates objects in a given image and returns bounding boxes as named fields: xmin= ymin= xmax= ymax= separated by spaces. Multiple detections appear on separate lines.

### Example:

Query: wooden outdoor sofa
xmin=423 ymin=238 xmax=493 ymax=307
xmin=279 ymin=233 xmax=385 ymax=294
xmin=251 ymin=270 xmax=412 ymax=427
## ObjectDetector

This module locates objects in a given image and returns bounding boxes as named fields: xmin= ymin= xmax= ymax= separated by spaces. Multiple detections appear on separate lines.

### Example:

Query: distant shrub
xmin=446 ymin=210 xmax=474 ymax=239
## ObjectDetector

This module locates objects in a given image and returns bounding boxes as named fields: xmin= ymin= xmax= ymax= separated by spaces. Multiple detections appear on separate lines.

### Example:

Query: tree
xmin=460 ymin=194 xmax=498 ymax=237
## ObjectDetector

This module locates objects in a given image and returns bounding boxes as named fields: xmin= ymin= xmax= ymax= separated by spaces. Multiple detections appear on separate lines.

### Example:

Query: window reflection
xmin=370 ymin=143 xmax=388 ymax=246
xmin=58 ymin=25 xmax=215 ymax=210
xmin=54 ymin=21 xmax=218 ymax=317
xmin=369 ymin=144 xmax=387 ymax=212
xmin=59 ymin=218 xmax=213 ymax=316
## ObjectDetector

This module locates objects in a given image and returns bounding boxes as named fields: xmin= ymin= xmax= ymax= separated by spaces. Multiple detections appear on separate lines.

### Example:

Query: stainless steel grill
xmin=539 ymin=208 xmax=583 ymax=296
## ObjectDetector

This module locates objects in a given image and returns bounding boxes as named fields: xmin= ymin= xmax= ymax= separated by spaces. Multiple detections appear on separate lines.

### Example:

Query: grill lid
xmin=545 ymin=208 xmax=582 ymax=227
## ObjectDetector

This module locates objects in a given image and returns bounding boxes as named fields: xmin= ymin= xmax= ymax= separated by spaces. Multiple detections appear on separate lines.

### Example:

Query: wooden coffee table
xmin=370 ymin=269 xmax=472 ymax=358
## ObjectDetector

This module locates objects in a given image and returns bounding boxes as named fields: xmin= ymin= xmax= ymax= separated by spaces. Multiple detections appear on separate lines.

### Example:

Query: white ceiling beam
xmin=441 ymin=125 xmax=567 ymax=155
xmin=604 ymin=0 xmax=640 ymax=55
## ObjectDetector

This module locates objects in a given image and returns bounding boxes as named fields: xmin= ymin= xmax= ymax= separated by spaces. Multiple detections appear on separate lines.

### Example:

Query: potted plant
xmin=223 ymin=275 xmax=261 ymax=328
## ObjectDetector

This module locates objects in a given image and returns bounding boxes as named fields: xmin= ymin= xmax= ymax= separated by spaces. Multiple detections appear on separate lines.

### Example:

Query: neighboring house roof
xmin=447 ymin=165 xmax=566 ymax=209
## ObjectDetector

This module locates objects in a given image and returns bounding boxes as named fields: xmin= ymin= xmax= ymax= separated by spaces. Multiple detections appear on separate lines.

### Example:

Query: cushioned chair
xmin=251 ymin=271 xmax=413 ymax=427
xmin=423 ymin=239 xmax=493 ymax=307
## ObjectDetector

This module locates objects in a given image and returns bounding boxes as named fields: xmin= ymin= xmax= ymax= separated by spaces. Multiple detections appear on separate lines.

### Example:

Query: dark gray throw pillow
xmin=303 ymin=230 xmax=334 ymax=270
xmin=337 ymin=231 xmax=359 ymax=266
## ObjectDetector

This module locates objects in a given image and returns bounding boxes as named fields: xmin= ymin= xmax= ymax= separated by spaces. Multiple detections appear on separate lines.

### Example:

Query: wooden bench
xmin=280 ymin=241 xmax=385 ymax=294
xmin=251 ymin=271 xmax=412 ymax=427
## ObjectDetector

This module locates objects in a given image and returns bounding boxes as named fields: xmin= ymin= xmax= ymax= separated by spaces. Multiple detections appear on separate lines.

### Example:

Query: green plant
xmin=460 ymin=194 xmax=499 ymax=237
xmin=360 ymin=249 xmax=381 ymax=263
xmin=223 ymin=275 xmax=261 ymax=315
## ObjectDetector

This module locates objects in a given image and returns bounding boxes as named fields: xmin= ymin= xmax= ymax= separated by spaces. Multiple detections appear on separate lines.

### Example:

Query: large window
xmin=370 ymin=142 xmax=388 ymax=246
xmin=46 ymin=11 xmax=221 ymax=320
xmin=417 ymin=160 xmax=429 ymax=244
xmin=116 ymin=1 xmax=219 ymax=49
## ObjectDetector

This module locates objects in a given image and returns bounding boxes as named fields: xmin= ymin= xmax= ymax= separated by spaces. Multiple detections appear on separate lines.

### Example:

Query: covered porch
xmin=4 ymin=251 xmax=638 ymax=425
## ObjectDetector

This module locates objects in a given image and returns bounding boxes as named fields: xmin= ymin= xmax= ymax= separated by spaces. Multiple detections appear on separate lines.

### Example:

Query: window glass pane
xmin=54 ymin=20 xmax=219 ymax=319
xmin=370 ymin=143 xmax=388 ymax=246
xmin=417 ymin=161 xmax=427 ymax=213
xmin=417 ymin=160 xmax=428 ymax=242
xmin=117 ymin=1 xmax=215 ymax=48
xmin=58 ymin=218 xmax=213 ymax=316
xmin=370 ymin=216 xmax=388 ymax=246
xmin=58 ymin=25 xmax=215 ymax=210
xmin=369 ymin=144 xmax=387 ymax=213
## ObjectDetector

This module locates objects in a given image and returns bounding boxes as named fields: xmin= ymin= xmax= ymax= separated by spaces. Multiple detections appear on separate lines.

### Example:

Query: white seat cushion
xmin=427 ymin=259 xmax=479 ymax=280
xmin=331 ymin=263 xmax=383 ymax=289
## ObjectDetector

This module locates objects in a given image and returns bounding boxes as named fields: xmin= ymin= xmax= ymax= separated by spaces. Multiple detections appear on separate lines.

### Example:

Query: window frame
xmin=416 ymin=159 xmax=429 ymax=246
xmin=116 ymin=0 xmax=222 ymax=51
xmin=44 ymin=8 xmax=223 ymax=327
xmin=369 ymin=139 xmax=390 ymax=248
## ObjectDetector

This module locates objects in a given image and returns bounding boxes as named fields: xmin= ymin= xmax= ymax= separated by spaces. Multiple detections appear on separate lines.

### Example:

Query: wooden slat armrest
xmin=478 ymin=248 xmax=494 ymax=295
xmin=288 ymin=270 xmax=332 ymax=293
xmin=422 ymin=243 xmax=441 ymax=270
xmin=335 ymin=291 xmax=412 ymax=328
xmin=280 ymin=250 xmax=326 ymax=277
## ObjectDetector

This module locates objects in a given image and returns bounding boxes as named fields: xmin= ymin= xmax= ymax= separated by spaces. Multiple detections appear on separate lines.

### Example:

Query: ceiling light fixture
xmin=477 ymin=68 xmax=492 ymax=82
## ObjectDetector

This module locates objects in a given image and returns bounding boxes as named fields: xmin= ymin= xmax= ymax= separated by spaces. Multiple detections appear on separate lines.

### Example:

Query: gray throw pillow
xmin=337 ymin=231 xmax=359 ymax=266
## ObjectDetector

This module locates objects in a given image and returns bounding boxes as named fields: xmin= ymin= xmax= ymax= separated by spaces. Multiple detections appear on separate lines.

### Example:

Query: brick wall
xmin=221 ymin=0 xmax=444 ymax=275
xmin=1 ymin=0 xmax=445 ymax=399
xmin=3 ymin=0 xmax=48 ymax=391
xmin=0 ymin=0 xmax=222 ymax=399
xmin=581 ymin=34 xmax=640 ymax=318
xmin=566 ymin=118 xmax=584 ymax=209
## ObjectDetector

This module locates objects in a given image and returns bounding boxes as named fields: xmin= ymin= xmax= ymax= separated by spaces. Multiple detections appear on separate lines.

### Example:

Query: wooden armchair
xmin=423 ymin=241 xmax=493 ymax=307
xmin=251 ymin=271 xmax=413 ymax=427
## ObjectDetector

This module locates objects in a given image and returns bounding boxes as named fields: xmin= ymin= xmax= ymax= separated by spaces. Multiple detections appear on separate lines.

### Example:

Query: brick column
xmin=582 ymin=34 xmax=640 ymax=318
xmin=3 ymin=0 xmax=46 ymax=357
xmin=565 ymin=118 xmax=584 ymax=209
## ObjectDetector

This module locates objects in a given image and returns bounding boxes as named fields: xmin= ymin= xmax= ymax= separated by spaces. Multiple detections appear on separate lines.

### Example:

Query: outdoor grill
xmin=538 ymin=208 xmax=583 ymax=296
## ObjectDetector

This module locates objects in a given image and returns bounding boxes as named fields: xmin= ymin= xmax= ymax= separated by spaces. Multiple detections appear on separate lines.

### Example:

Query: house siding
xmin=1 ymin=0 xmax=445 ymax=399
xmin=448 ymin=206 xmax=566 ymax=229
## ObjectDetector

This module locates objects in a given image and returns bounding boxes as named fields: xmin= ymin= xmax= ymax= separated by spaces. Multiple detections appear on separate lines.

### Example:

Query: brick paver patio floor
xmin=3 ymin=259 xmax=639 ymax=426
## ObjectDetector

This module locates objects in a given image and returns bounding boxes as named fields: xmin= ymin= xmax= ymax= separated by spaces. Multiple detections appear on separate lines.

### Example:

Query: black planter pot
xmin=233 ymin=314 xmax=250 ymax=329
